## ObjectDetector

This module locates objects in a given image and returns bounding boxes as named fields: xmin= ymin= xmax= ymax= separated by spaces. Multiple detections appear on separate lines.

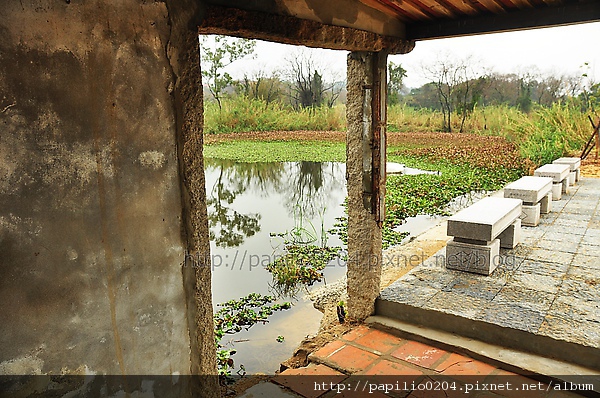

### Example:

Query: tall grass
xmin=204 ymin=96 xmax=345 ymax=134
xmin=387 ymin=103 xmax=590 ymax=165
xmin=205 ymin=97 xmax=591 ymax=166
xmin=387 ymin=105 xmax=444 ymax=132
xmin=387 ymin=104 xmax=525 ymax=136
xmin=503 ymin=103 xmax=589 ymax=165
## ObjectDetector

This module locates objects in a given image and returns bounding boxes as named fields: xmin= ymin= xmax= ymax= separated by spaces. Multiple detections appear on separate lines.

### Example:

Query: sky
xmin=219 ymin=21 xmax=600 ymax=90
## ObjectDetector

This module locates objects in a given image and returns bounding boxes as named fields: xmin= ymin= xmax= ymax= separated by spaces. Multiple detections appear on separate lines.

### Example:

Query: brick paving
xmin=256 ymin=324 xmax=580 ymax=398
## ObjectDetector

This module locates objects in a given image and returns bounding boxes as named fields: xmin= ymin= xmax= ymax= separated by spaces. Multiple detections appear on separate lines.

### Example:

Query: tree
xmin=405 ymin=82 xmax=440 ymax=110
xmin=536 ymin=74 xmax=565 ymax=106
xmin=422 ymin=54 xmax=484 ymax=132
xmin=455 ymin=75 xmax=488 ymax=132
xmin=579 ymin=62 xmax=600 ymax=112
xmin=200 ymin=35 xmax=256 ymax=109
xmin=238 ymin=69 xmax=284 ymax=105
xmin=510 ymin=68 xmax=550 ymax=112
xmin=388 ymin=62 xmax=407 ymax=105
xmin=286 ymin=51 xmax=342 ymax=109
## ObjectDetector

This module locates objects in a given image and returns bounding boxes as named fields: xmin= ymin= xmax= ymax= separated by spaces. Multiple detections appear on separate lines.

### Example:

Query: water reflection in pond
xmin=204 ymin=159 xmax=347 ymax=373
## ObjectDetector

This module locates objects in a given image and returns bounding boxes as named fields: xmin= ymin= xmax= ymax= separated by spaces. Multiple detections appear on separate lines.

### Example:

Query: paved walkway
xmin=241 ymin=178 xmax=600 ymax=397
xmin=378 ymin=177 xmax=600 ymax=370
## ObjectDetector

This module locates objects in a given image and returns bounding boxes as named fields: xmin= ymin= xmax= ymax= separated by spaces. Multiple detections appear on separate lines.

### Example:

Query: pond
xmin=205 ymin=159 xmax=348 ymax=374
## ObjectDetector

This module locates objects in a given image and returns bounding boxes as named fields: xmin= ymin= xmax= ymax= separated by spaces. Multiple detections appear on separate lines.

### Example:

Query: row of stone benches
xmin=445 ymin=157 xmax=581 ymax=276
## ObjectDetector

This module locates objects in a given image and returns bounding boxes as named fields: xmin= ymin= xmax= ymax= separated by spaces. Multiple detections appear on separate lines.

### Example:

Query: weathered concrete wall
xmin=346 ymin=51 xmax=387 ymax=320
xmin=0 ymin=0 xmax=196 ymax=385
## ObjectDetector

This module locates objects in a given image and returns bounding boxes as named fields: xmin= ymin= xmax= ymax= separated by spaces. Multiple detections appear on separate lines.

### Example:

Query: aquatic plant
xmin=267 ymin=206 xmax=342 ymax=296
xmin=214 ymin=293 xmax=291 ymax=379
xmin=266 ymin=244 xmax=342 ymax=297
xmin=329 ymin=210 xmax=409 ymax=251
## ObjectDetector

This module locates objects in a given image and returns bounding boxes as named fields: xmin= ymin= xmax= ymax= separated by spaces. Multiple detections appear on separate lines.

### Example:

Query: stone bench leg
xmin=576 ymin=168 xmax=581 ymax=182
xmin=521 ymin=203 xmax=541 ymax=227
xmin=498 ymin=219 xmax=521 ymax=249
xmin=446 ymin=238 xmax=500 ymax=276
xmin=569 ymin=171 xmax=576 ymax=185
xmin=552 ymin=183 xmax=562 ymax=200
xmin=540 ymin=192 xmax=552 ymax=214
xmin=561 ymin=178 xmax=570 ymax=194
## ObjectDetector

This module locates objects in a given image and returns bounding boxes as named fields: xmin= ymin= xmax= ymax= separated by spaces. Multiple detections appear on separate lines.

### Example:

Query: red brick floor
xmin=272 ymin=324 xmax=580 ymax=398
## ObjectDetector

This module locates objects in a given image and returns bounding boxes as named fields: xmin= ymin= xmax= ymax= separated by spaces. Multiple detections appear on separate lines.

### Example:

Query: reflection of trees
xmin=207 ymin=163 xmax=261 ymax=248
xmin=281 ymin=162 xmax=344 ymax=219
xmin=231 ymin=161 xmax=285 ymax=195
xmin=204 ymin=159 xmax=345 ymax=247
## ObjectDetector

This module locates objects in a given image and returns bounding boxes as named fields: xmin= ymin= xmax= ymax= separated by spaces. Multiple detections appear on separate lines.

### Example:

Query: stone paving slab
xmin=377 ymin=178 xmax=600 ymax=371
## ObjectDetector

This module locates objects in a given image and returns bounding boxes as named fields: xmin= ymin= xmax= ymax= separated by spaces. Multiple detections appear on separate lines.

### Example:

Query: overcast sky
xmin=218 ymin=21 xmax=600 ymax=89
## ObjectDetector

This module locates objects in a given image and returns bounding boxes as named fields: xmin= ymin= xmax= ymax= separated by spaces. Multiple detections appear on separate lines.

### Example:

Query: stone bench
xmin=446 ymin=197 xmax=522 ymax=276
xmin=553 ymin=157 xmax=581 ymax=185
xmin=503 ymin=176 xmax=553 ymax=227
xmin=533 ymin=163 xmax=570 ymax=200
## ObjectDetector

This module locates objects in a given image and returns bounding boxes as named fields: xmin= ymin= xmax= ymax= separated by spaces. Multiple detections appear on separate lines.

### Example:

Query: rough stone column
xmin=165 ymin=1 xmax=220 ymax=397
xmin=346 ymin=51 xmax=387 ymax=320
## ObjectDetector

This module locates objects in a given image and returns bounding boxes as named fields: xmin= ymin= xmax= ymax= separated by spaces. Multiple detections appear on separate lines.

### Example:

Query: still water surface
xmin=204 ymin=159 xmax=347 ymax=373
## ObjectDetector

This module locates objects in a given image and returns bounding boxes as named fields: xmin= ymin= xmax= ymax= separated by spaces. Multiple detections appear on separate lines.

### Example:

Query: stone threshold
xmin=366 ymin=315 xmax=600 ymax=394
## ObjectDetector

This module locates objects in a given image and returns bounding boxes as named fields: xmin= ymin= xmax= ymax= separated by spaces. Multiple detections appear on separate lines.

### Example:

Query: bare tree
xmin=541 ymin=74 xmax=567 ymax=106
xmin=285 ymin=51 xmax=342 ymax=109
xmin=422 ymin=54 xmax=485 ymax=132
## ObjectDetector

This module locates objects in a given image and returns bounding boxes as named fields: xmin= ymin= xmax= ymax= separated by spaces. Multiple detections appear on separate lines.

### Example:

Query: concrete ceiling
xmin=203 ymin=0 xmax=600 ymax=41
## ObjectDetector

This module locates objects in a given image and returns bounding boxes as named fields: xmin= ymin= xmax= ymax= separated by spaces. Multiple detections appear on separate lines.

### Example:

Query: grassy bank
xmin=203 ymin=140 xmax=346 ymax=162
xmin=204 ymin=97 xmax=345 ymax=134
xmin=205 ymin=97 xmax=591 ymax=165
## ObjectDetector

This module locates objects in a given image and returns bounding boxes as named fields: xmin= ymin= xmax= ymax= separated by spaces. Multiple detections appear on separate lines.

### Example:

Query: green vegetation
xmin=205 ymin=131 xmax=532 ymax=249
xmin=204 ymin=139 xmax=345 ymax=163
xmin=328 ymin=212 xmax=409 ymax=250
xmin=267 ymin=208 xmax=343 ymax=296
xmin=266 ymin=244 xmax=342 ymax=296
xmin=214 ymin=293 xmax=291 ymax=378
xmin=202 ymin=53 xmax=598 ymax=378
xmin=205 ymin=101 xmax=591 ymax=165
xmin=204 ymin=97 xmax=345 ymax=134
xmin=388 ymin=103 xmax=590 ymax=164
xmin=201 ymin=36 xmax=256 ymax=109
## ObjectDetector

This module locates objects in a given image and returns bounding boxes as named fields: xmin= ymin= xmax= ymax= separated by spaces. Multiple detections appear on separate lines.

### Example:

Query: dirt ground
xmin=581 ymin=157 xmax=600 ymax=178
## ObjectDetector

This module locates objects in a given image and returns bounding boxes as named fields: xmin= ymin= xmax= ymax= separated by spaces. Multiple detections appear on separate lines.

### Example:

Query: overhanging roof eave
xmin=406 ymin=1 xmax=600 ymax=40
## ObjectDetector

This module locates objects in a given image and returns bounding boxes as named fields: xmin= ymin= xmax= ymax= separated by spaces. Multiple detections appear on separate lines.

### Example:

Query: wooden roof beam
xmin=407 ymin=0 xmax=600 ymax=40
xmin=198 ymin=5 xmax=415 ymax=54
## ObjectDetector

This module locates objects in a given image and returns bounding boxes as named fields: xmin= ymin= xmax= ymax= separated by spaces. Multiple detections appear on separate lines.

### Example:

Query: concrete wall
xmin=0 ymin=0 xmax=195 ymax=383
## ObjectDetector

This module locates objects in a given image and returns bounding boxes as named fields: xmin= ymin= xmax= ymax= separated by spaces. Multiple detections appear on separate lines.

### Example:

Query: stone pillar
xmin=166 ymin=1 xmax=220 ymax=396
xmin=346 ymin=51 xmax=387 ymax=320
